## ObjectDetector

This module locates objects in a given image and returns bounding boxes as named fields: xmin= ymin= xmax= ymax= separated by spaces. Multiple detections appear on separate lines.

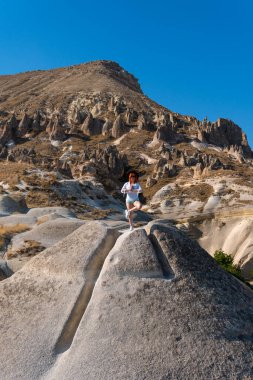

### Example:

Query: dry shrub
xmin=0 ymin=224 xmax=30 ymax=236
xmin=0 ymin=224 xmax=30 ymax=250
xmin=6 ymin=240 xmax=45 ymax=259
xmin=0 ymin=162 xmax=32 ymax=188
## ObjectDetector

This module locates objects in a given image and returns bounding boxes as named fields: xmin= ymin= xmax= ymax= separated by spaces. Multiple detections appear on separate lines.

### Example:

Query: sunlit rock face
xmin=1 ymin=222 xmax=253 ymax=379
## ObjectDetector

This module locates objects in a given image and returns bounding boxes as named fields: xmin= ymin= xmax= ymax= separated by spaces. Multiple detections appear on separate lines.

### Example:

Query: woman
xmin=121 ymin=171 xmax=142 ymax=231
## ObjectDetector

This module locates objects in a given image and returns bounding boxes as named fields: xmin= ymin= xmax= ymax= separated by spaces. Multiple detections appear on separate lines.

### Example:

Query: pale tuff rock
xmin=96 ymin=145 xmax=126 ymax=177
xmin=67 ymin=102 xmax=87 ymax=125
xmin=46 ymin=118 xmax=54 ymax=135
xmin=0 ymin=114 xmax=17 ymax=145
xmin=193 ymin=162 xmax=204 ymax=178
xmin=91 ymin=102 xmax=104 ymax=117
xmin=137 ymin=112 xmax=154 ymax=131
xmin=111 ymin=114 xmax=127 ymax=138
xmin=125 ymin=107 xmax=137 ymax=124
xmin=197 ymin=129 xmax=207 ymax=143
xmin=153 ymin=158 xmax=177 ymax=179
xmin=16 ymin=113 xmax=31 ymax=137
xmin=178 ymin=152 xmax=186 ymax=166
xmin=50 ymin=117 xmax=66 ymax=141
xmin=39 ymin=223 xmax=253 ymax=380
xmin=198 ymin=118 xmax=252 ymax=156
xmin=153 ymin=123 xmax=175 ymax=144
xmin=137 ymin=112 xmax=147 ymax=129
xmin=31 ymin=110 xmax=42 ymax=132
xmin=81 ymin=113 xmax=94 ymax=135
xmin=146 ymin=176 xmax=157 ymax=188
xmin=6 ymin=218 xmax=85 ymax=272
xmin=75 ymin=144 xmax=127 ymax=179
xmin=0 ymin=222 xmax=120 ymax=380
xmin=102 ymin=119 xmax=112 ymax=136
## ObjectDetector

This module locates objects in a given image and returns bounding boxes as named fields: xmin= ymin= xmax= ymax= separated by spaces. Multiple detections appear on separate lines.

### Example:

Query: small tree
xmin=214 ymin=249 xmax=243 ymax=280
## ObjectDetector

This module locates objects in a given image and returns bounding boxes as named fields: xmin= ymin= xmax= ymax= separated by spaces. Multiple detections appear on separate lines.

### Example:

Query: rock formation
xmin=1 ymin=222 xmax=253 ymax=379
xmin=102 ymin=119 xmax=112 ymax=136
xmin=16 ymin=113 xmax=31 ymax=137
xmin=0 ymin=114 xmax=17 ymax=145
xmin=111 ymin=114 xmax=127 ymax=138
xmin=50 ymin=117 xmax=66 ymax=140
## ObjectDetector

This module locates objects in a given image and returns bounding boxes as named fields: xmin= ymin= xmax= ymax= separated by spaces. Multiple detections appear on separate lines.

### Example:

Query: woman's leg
xmin=129 ymin=201 xmax=142 ymax=213
xmin=126 ymin=202 xmax=134 ymax=227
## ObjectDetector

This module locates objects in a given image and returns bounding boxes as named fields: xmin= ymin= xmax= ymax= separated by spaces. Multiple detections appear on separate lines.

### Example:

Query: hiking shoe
xmin=125 ymin=209 xmax=129 ymax=219
xmin=129 ymin=226 xmax=134 ymax=231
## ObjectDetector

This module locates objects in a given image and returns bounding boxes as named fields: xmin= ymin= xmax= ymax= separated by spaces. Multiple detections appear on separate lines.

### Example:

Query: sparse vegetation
xmin=0 ymin=224 xmax=30 ymax=249
xmin=6 ymin=240 xmax=45 ymax=259
xmin=214 ymin=249 xmax=243 ymax=280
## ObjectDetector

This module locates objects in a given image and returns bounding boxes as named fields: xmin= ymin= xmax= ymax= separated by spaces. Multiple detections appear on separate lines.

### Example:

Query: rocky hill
xmin=1 ymin=61 xmax=253 ymax=379
xmin=1 ymin=60 xmax=253 ymax=276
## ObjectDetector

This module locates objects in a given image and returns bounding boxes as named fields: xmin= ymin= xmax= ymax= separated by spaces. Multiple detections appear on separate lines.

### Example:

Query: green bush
xmin=214 ymin=249 xmax=243 ymax=280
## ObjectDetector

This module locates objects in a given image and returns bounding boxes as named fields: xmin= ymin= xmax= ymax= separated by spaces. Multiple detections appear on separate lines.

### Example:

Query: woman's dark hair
xmin=128 ymin=170 xmax=139 ymax=180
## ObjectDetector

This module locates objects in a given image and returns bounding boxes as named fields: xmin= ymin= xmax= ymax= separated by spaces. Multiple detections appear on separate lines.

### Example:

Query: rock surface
xmin=0 ymin=222 xmax=119 ymax=380
xmin=1 ymin=221 xmax=253 ymax=379
xmin=6 ymin=217 xmax=85 ymax=272
xmin=0 ymin=193 xmax=28 ymax=216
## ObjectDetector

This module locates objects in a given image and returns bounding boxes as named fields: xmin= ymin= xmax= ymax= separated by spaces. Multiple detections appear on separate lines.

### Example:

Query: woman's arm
xmin=129 ymin=184 xmax=142 ymax=193
xmin=121 ymin=182 xmax=129 ymax=194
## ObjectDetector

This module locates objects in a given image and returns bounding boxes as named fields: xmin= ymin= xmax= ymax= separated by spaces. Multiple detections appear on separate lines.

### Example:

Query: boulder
xmin=0 ymin=193 xmax=28 ymax=216
xmin=45 ymin=223 xmax=253 ymax=380
xmin=0 ymin=222 xmax=120 ymax=380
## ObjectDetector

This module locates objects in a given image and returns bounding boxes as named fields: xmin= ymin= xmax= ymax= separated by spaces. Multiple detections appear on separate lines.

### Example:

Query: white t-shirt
xmin=121 ymin=182 xmax=142 ymax=203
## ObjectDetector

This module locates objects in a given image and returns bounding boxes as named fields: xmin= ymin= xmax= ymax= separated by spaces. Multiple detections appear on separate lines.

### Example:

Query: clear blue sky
xmin=0 ymin=0 xmax=252 ymax=147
